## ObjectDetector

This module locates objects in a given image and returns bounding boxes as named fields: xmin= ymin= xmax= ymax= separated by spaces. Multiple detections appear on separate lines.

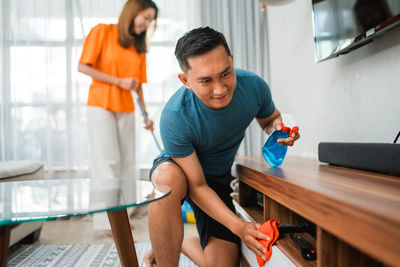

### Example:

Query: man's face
xmin=178 ymin=45 xmax=236 ymax=110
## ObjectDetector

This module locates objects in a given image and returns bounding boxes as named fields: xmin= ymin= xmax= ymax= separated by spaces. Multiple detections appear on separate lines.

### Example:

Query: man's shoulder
xmin=235 ymin=68 xmax=260 ymax=80
xmin=162 ymin=86 xmax=192 ymax=114
xmin=235 ymin=68 xmax=267 ymax=93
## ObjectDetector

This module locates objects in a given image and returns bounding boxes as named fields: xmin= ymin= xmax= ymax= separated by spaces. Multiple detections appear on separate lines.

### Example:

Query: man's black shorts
xmin=149 ymin=156 xmax=241 ymax=249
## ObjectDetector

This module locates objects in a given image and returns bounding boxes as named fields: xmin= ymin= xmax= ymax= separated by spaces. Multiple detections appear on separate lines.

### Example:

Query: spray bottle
xmin=262 ymin=123 xmax=299 ymax=167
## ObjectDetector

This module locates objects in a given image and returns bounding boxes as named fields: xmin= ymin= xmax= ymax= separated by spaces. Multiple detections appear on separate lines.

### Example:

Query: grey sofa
xmin=0 ymin=160 xmax=44 ymax=246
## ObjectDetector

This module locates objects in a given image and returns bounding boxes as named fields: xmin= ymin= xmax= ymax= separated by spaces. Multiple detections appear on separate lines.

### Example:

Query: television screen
xmin=312 ymin=0 xmax=400 ymax=62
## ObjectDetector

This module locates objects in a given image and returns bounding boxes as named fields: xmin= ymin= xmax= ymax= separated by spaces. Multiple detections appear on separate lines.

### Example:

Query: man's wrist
xmin=229 ymin=217 xmax=246 ymax=236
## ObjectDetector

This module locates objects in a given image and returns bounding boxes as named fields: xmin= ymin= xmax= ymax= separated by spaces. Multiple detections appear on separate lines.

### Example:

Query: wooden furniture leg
xmin=107 ymin=209 xmax=139 ymax=267
xmin=0 ymin=226 xmax=11 ymax=267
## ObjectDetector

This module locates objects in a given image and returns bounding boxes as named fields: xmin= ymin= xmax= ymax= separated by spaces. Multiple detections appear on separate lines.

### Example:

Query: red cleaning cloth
xmin=256 ymin=219 xmax=280 ymax=267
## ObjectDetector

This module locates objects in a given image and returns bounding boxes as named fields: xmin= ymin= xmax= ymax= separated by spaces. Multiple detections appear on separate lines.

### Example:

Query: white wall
xmin=266 ymin=0 xmax=400 ymax=159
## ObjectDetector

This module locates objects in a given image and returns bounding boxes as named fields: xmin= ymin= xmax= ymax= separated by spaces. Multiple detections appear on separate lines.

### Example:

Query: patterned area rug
xmin=8 ymin=243 xmax=197 ymax=267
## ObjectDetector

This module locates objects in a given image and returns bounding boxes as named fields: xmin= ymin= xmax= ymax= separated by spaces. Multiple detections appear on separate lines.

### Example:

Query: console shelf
xmin=233 ymin=156 xmax=400 ymax=267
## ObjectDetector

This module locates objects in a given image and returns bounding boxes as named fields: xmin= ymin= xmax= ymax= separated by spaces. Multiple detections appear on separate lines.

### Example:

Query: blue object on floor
xmin=181 ymin=201 xmax=196 ymax=223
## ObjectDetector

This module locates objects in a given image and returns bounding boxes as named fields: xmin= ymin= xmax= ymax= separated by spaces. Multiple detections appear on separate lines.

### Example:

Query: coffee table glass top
xmin=0 ymin=178 xmax=170 ymax=226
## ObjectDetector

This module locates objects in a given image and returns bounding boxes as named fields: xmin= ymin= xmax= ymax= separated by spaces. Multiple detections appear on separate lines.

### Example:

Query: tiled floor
xmin=37 ymin=205 xmax=198 ymax=245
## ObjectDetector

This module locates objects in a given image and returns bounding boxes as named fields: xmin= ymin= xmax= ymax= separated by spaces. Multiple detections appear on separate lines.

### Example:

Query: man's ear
xmin=178 ymin=73 xmax=192 ymax=89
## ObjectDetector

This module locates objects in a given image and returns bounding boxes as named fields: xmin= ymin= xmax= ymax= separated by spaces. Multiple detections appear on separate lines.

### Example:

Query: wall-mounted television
xmin=312 ymin=0 xmax=400 ymax=62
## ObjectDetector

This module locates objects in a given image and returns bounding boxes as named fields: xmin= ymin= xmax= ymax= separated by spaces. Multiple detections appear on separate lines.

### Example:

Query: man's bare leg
xmin=181 ymin=235 xmax=240 ymax=267
xmin=145 ymin=235 xmax=206 ymax=267
xmin=181 ymin=235 xmax=207 ymax=267
xmin=144 ymin=248 xmax=156 ymax=267
xmin=148 ymin=162 xmax=188 ymax=267
xmin=204 ymin=237 xmax=240 ymax=267
xmin=148 ymin=235 xmax=240 ymax=267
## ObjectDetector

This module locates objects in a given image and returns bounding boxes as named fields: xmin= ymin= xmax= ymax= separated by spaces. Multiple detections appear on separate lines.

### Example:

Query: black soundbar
xmin=318 ymin=142 xmax=400 ymax=177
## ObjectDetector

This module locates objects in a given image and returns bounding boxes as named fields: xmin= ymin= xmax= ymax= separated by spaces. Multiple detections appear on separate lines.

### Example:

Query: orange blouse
xmin=79 ymin=24 xmax=147 ymax=113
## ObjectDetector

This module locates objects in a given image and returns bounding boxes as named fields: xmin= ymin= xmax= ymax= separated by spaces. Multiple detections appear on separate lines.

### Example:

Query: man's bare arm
xmin=172 ymin=152 xmax=269 ymax=258
xmin=256 ymin=108 xmax=300 ymax=146
xmin=256 ymin=108 xmax=282 ymax=135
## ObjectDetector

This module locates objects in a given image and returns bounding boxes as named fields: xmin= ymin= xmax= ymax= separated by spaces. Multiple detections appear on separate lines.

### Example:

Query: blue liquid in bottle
xmin=262 ymin=130 xmax=290 ymax=167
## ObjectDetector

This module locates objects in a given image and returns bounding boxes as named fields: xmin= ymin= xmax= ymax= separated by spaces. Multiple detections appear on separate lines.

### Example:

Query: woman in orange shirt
xmin=78 ymin=0 xmax=158 ymax=230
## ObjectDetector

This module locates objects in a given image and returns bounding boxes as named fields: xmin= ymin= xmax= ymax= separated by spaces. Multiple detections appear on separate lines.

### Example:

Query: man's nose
xmin=213 ymin=81 xmax=226 ymax=95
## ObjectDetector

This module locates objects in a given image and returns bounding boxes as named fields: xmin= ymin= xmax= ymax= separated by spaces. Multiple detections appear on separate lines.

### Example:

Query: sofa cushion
xmin=0 ymin=160 xmax=44 ymax=179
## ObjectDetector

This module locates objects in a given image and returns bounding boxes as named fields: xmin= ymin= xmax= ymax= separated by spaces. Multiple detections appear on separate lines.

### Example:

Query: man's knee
xmin=151 ymin=162 xmax=187 ymax=200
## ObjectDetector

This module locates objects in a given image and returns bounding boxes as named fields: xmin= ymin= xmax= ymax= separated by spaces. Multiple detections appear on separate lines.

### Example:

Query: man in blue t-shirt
xmin=146 ymin=27 xmax=300 ymax=267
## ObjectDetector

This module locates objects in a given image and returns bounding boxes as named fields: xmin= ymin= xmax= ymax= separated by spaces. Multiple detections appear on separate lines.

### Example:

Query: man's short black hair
xmin=175 ymin=26 xmax=231 ymax=72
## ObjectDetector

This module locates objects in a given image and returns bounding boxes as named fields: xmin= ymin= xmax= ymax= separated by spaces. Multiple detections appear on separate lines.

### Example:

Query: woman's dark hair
xmin=175 ymin=27 xmax=231 ymax=71
xmin=117 ymin=0 xmax=158 ymax=53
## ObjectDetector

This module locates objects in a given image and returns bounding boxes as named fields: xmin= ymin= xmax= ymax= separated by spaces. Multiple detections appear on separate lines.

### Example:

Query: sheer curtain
xmin=0 ymin=0 xmax=200 ymax=177
xmin=199 ymin=0 xmax=271 ymax=156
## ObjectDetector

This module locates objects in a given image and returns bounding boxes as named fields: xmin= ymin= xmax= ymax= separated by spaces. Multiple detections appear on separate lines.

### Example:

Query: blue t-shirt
xmin=159 ymin=69 xmax=275 ymax=184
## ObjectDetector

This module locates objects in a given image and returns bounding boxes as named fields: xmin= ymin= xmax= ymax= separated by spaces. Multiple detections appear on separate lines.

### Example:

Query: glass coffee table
xmin=0 ymin=178 xmax=170 ymax=267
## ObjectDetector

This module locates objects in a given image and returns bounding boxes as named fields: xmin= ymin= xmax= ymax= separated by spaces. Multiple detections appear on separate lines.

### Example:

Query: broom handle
xmin=135 ymin=97 xmax=162 ymax=152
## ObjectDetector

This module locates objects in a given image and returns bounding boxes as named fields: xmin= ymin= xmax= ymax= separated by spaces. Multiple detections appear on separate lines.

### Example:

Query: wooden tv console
xmin=232 ymin=156 xmax=400 ymax=267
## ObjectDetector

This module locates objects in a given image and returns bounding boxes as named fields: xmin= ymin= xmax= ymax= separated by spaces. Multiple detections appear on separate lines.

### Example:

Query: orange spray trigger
xmin=281 ymin=123 xmax=291 ymax=132
xmin=289 ymin=126 xmax=299 ymax=138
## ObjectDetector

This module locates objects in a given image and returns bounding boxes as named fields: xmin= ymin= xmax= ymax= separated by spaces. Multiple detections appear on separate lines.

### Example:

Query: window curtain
xmin=0 ymin=0 xmax=201 ymax=177
xmin=0 ymin=0 xmax=127 ymax=178
xmin=199 ymin=0 xmax=270 ymax=156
